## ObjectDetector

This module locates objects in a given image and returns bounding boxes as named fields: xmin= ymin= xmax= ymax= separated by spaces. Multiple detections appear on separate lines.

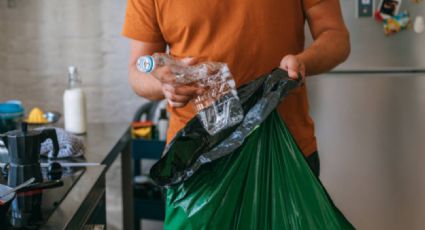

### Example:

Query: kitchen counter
xmin=0 ymin=122 xmax=133 ymax=229
xmin=78 ymin=123 xmax=131 ymax=168
xmin=79 ymin=123 xmax=134 ymax=230
xmin=42 ymin=165 xmax=106 ymax=229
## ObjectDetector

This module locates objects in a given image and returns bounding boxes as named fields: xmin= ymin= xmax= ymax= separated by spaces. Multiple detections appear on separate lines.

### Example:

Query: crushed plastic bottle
xmin=136 ymin=53 xmax=244 ymax=135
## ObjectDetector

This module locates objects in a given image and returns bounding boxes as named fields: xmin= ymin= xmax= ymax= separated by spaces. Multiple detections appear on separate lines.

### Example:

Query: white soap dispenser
xmin=63 ymin=66 xmax=87 ymax=134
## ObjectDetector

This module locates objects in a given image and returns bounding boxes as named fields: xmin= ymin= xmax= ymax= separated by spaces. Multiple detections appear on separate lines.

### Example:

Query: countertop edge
xmin=40 ymin=165 xmax=106 ymax=230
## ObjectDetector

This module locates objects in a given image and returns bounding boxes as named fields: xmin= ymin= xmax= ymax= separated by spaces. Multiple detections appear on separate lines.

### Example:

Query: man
xmin=123 ymin=0 xmax=350 ymax=177
xmin=123 ymin=0 xmax=351 ymax=228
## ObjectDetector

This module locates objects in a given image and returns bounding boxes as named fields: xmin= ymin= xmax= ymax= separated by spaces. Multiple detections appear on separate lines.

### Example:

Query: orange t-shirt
xmin=123 ymin=0 xmax=321 ymax=157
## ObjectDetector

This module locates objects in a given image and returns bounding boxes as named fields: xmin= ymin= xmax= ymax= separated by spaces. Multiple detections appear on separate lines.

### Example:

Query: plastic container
xmin=0 ymin=103 xmax=24 ymax=134
xmin=137 ymin=53 xmax=243 ymax=135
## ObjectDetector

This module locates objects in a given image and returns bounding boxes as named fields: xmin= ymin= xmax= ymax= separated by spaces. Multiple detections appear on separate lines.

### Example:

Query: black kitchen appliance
xmin=0 ymin=123 xmax=59 ymax=187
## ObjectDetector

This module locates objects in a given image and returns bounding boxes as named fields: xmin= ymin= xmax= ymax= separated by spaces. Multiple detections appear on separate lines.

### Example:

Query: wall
xmin=0 ymin=0 xmax=145 ymax=123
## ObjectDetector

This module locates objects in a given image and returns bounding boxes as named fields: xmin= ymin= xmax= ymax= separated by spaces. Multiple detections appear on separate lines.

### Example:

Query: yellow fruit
xmin=133 ymin=127 xmax=152 ymax=137
xmin=26 ymin=107 xmax=48 ymax=124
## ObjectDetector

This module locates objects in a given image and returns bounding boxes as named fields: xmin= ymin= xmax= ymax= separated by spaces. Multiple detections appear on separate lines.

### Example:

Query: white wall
xmin=0 ymin=0 xmax=145 ymax=123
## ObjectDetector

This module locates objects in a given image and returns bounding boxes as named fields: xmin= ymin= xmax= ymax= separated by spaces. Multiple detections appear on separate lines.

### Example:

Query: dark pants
xmin=306 ymin=151 xmax=320 ymax=177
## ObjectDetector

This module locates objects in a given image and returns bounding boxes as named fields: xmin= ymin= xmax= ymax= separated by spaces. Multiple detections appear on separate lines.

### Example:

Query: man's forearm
xmin=297 ymin=29 xmax=350 ymax=76
xmin=129 ymin=65 xmax=165 ymax=100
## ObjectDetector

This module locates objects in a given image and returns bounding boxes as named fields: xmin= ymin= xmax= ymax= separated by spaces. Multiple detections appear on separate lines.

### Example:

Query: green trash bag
xmin=150 ymin=69 xmax=355 ymax=229
xmin=163 ymin=111 xmax=354 ymax=230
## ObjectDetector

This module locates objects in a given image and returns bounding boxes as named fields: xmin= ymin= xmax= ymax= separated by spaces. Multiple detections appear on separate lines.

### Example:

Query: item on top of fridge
xmin=383 ymin=12 xmax=411 ymax=35
xmin=26 ymin=107 xmax=48 ymax=124
xmin=136 ymin=53 xmax=244 ymax=136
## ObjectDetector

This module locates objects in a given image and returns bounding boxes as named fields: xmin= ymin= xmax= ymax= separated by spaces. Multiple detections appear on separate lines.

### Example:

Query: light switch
xmin=357 ymin=0 xmax=374 ymax=18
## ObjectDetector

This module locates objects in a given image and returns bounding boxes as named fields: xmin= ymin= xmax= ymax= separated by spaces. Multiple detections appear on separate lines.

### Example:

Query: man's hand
xmin=279 ymin=55 xmax=306 ymax=80
xmin=152 ymin=57 xmax=204 ymax=108
xmin=128 ymin=40 xmax=204 ymax=108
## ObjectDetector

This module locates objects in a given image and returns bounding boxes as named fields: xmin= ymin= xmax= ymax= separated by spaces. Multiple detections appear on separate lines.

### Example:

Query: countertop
xmin=0 ymin=122 xmax=132 ymax=229
xmin=45 ymin=122 xmax=131 ymax=229
xmin=75 ymin=123 xmax=131 ymax=167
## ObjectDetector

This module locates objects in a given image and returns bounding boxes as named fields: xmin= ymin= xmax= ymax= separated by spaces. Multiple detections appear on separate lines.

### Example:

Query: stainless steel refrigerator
xmin=305 ymin=1 xmax=425 ymax=229
xmin=337 ymin=0 xmax=425 ymax=71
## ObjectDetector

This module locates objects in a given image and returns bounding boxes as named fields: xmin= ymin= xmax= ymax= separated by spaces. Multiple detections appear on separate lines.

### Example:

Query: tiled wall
xmin=0 ymin=0 xmax=146 ymax=123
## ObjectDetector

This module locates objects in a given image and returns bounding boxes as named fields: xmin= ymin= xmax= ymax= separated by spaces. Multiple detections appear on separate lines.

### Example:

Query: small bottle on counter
xmin=63 ymin=66 xmax=87 ymax=134
xmin=157 ymin=108 xmax=169 ymax=141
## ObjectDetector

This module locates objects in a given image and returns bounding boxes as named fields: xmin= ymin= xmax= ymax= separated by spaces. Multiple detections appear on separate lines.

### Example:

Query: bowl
xmin=26 ymin=111 xmax=61 ymax=126
xmin=44 ymin=111 xmax=61 ymax=124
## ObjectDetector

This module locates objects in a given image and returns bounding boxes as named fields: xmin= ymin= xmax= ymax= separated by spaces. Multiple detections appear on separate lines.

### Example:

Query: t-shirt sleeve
xmin=303 ymin=0 xmax=323 ymax=10
xmin=122 ymin=0 xmax=164 ymax=42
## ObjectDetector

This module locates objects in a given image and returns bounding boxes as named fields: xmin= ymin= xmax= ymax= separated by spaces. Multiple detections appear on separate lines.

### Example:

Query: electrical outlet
xmin=357 ymin=0 xmax=374 ymax=18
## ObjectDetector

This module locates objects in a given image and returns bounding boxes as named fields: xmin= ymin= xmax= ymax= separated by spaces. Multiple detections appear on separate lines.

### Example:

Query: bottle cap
xmin=68 ymin=66 xmax=77 ymax=75
xmin=136 ymin=56 xmax=155 ymax=73
xmin=67 ymin=66 xmax=81 ymax=86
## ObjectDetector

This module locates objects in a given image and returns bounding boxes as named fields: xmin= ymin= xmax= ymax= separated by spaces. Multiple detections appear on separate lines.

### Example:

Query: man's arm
xmin=128 ymin=40 xmax=204 ymax=107
xmin=280 ymin=0 xmax=350 ymax=78
xmin=128 ymin=40 xmax=166 ymax=100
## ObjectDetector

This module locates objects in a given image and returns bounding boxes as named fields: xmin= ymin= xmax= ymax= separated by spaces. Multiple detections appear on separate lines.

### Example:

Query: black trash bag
xmin=150 ymin=68 xmax=301 ymax=186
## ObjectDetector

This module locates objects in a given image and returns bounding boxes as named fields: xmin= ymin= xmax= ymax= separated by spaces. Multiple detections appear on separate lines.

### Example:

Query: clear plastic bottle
xmin=63 ymin=66 xmax=87 ymax=134
xmin=137 ymin=53 xmax=244 ymax=135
